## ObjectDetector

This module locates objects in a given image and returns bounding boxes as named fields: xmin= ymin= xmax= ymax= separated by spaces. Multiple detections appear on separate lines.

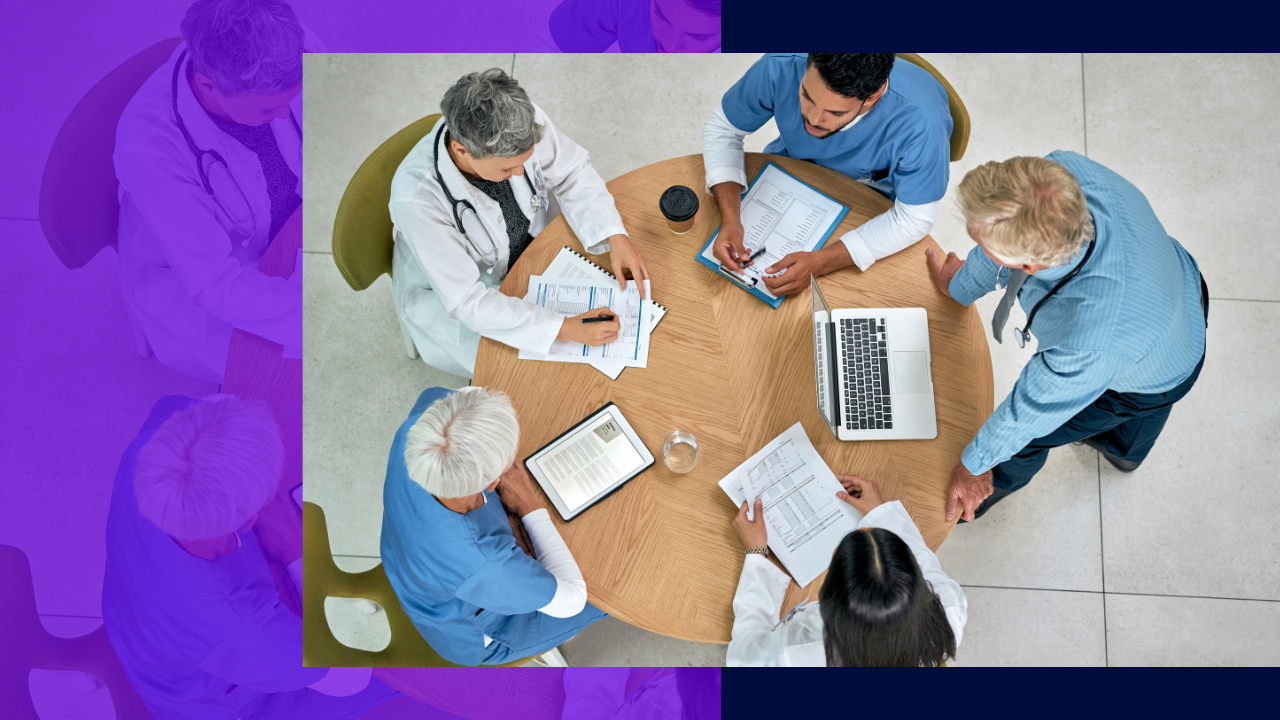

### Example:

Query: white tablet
xmin=524 ymin=403 xmax=654 ymax=522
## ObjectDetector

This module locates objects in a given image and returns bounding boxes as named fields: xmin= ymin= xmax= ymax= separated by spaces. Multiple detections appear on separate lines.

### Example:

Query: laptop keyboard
xmin=814 ymin=321 xmax=828 ymax=416
xmin=840 ymin=317 xmax=892 ymax=430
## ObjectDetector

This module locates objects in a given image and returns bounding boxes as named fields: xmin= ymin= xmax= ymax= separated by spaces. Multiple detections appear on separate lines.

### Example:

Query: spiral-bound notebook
xmin=536 ymin=246 xmax=668 ymax=379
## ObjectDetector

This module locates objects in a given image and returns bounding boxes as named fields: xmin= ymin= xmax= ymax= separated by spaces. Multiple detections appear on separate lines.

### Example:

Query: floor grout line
xmin=333 ymin=554 xmax=381 ymax=559
xmin=1207 ymin=297 xmax=1280 ymax=304
xmin=1098 ymin=450 xmax=1108 ymax=666
xmin=302 ymin=249 xmax=332 ymax=255
xmin=511 ymin=53 xmax=517 ymax=76
xmin=1080 ymin=53 xmax=1088 ymax=157
xmin=38 ymin=613 xmax=103 ymax=619
xmin=958 ymin=584 xmax=1280 ymax=604
xmin=0 ymin=216 xmax=40 ymax=222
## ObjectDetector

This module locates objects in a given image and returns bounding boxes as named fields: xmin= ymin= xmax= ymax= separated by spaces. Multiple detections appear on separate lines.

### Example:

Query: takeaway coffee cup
xmin=659 ymin=185 xmax=699 ymax=234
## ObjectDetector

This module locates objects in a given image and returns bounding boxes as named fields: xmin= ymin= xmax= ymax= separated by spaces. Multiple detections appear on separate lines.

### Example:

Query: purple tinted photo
xmin=529 ymin=0 xmax=722 ymax=52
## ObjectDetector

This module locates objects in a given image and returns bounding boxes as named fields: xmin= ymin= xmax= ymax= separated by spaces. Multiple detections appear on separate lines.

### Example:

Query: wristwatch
xmin=745 ymin=546 xmax=769 ymax=558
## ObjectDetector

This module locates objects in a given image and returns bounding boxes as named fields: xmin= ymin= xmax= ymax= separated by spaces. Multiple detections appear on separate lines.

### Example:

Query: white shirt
xmin=389 ymin=104 xmax=628 ymax=378
xmin=702 ymin=100 xmax=940 ymax=274
xmin=114 ymin=38 xmax=319 ymax=383
xmin=726 ymin=501 xmax=967 ymax=667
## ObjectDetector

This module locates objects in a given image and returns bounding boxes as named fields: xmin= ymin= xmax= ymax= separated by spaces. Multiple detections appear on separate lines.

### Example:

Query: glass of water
xmin=663 ymin=430 xmax=699 ymax=474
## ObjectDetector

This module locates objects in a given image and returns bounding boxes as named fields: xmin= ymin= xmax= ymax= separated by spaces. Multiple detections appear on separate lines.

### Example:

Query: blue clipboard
xmin=696 ymin=161 xmax=849 ymax=309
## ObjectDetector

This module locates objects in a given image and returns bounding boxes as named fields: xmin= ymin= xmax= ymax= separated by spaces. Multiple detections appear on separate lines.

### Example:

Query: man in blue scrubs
xmin=926 ymin=153 xmax=1208 ymax=521
xmin=705 ymin=53 xmax=953 ymax=296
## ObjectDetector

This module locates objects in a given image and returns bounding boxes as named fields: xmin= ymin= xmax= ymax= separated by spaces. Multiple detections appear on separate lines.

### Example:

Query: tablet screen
xmin=534 ymin=411 xmax=646 ymax=512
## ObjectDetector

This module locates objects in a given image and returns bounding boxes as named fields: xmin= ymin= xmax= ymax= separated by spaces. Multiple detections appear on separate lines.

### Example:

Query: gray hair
xmin=440 ymin=69 xmax=545 ymax=159
xmin=404 ymin=388 xmax=520 ymax=499
xmin=180 ymin=0 xmax=304 ymax=96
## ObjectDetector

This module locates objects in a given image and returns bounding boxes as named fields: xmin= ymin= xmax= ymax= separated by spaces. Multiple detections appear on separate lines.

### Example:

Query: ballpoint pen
xmin=581 ymin=315 xmax=616 ymax=323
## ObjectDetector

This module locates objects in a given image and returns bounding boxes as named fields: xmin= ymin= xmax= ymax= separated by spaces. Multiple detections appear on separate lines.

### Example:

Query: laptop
xmin=812 ymin=276 xmax=937 ymax=440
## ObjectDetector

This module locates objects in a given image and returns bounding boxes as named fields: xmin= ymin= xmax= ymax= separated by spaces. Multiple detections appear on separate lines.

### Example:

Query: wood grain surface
xmin=474 ymin=154 xmax=993 ymax=644
xmin=223 ymin=206 xmax=303 ymax=615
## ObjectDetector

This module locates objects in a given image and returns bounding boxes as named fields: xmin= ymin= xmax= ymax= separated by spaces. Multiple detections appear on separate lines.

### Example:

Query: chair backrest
xmin=0 ymin=545 xmax=155 ymax=720
xmin=896 ymin=53 xmax=970 ymax=162
xmin=332 ymin=114 xmax=442 ymax=291
xmin=303 ymin=500 xmax=530 ymax=668
xmin=39 ymin=37 xmax=182 ymax=270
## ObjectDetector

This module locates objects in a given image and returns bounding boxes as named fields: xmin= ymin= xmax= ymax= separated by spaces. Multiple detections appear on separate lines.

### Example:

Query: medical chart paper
xmin=698 ymin=162 xmax=848 ymax=308
xmin=541 ymin=246 xmax=666 ymax=379
xmin=537 ymin=412 xmax=646 ymax=512
xmin=518 ymin=275 xmax=652 ymax=368
xmin=718 ymin=422 xmax=862 ymax=587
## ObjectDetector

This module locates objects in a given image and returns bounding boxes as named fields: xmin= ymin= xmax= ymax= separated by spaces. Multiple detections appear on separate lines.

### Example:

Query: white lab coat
xmin=388 ymin=104 xmax=628 ymax=378
xmin=114 ymin=36 xmax=321 ymax=383
xmin=726 ymin=501 xmax=968 ymax=667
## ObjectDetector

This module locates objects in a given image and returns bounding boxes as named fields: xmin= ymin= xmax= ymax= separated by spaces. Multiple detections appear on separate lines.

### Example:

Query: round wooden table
xmin=474 ymin=154 xmax=993 ymax=644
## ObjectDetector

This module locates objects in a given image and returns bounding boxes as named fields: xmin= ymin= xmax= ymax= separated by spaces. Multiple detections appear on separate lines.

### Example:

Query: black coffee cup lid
xmin=660 ymin=185 xmax=699 ymax=222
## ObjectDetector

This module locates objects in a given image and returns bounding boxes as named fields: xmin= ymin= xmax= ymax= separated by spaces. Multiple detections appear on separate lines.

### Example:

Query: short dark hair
xmin=818 ymin=527 xmax=957 ymax=666
xmin=684 ymin=0 xmax=721 ymax=16
xmin=675 ymin=668 xmax=720 ymax=720
xmin=806 ymin=54 xmax=895 ymax=100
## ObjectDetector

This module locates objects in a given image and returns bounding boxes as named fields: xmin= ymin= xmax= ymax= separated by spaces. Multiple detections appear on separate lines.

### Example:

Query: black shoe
xmin=956 ymin=486 xmax=1014 ymax=523
xmin=1079 ymin=436 xmax=1141 ymax=473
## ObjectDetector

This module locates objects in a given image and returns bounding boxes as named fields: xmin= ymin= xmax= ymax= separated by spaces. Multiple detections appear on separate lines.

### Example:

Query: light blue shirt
xmin=949 ymin=151 xmax=1206 ymax=475
xmin=721 ymin=53 xmax=952 ymax=204
xmin=380 ymin=388 xmax=563 ymax=666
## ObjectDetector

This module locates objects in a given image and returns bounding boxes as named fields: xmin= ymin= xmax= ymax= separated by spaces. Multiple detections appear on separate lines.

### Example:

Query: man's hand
xmin=835 ymin=474 xmax=884 ymax=516
xmin=733 ymin=498 xmax=769 ymax=549
xmin=761 ymin=244 xmax=854 ymax=297
xmin=496 ymin=460 xmax=542 ymax=517
xmin=945 ymin=459 xmax=994 ymax=522
xmin=508 ymin=512 xmax=536 ymax=559
xmin=254 ymin=493 xmax=302 ymax=566
xmin=558 ymin=306 xmax=620 ymax=346
xmin=925 ymin=247 xmax=965 ymax=300
xmin=607 ymin=234 xmax=650 ymax=299
xmin=712 ymin=221 xmax=750 ymax=273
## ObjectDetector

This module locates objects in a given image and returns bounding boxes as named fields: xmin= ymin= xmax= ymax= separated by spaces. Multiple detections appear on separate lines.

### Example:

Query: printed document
xmin=537 ymin=413 xmax=645 ymax=512
xmin=718 ymin=422 xmax=862 ymax=587
xmin=541 ymin=247 xmax=666 ymax=379
xmin=699 ymin=163 xmax=846 ymax=300
xmin=518 ymin=275 xmax=651 ymax=368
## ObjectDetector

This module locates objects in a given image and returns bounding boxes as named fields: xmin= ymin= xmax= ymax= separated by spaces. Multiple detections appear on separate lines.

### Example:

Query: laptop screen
xmin=811 ymin=276 xmax=836 ymax=431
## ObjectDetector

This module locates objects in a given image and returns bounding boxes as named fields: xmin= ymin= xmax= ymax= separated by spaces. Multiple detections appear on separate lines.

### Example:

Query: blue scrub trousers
xmin=986 ymin=275 xmax=1209 ymax=503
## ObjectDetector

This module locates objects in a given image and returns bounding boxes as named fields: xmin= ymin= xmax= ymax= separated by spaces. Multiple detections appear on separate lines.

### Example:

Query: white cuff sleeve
xmin=522 ymin=509 xmax=589 ymax=618
xmin=703 ymin=101 xmax=751 ymax=195
xmin=838 ymin=199 xmax=940 ymax=272
xmin=726 ymin=554 xmax=793 ymax=667
xmin=859 ymin=501 xmax=968 ymax=647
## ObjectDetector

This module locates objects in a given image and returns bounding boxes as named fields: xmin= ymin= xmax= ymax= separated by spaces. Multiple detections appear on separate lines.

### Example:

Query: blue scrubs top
xmin=102 ymin=396 xmax=397 ymax=720
xmin=722 ymin=53 xmax=953 ymax=204
xmin=381 ymin=388 xmax=574 ymax=667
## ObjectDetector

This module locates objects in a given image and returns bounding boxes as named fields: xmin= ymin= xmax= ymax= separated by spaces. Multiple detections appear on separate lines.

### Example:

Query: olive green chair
xmin=331 ymin=114 xmax=441 ymax=360
xmin=302 ymin=501 xmax=555 ymax=668
xmin=896 ymin=53 xmax=970 ymax=162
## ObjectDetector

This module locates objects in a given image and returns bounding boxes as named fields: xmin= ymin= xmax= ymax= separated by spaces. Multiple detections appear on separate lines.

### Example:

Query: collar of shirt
xmin=836 ymin=78 xmax=886 ymax=134
xmin=1025 ymin=235 xmax=1091 ymax=285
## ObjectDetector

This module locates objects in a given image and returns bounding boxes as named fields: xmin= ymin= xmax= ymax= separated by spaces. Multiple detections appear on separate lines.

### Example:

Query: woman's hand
xmin=508 ymin=512 xmax=536 ymax=559
xmin=835 ymin=474 xmax=884 ymax=515
xmin=557 ymin=306 xmax=620 ymax=346
xmin=496 ymin=460 xmax=541 ymax=517
xmin=733 ymin=498 xmax=768 ymax=549
xmin=607 ymin=234 xmax=651 ymax=299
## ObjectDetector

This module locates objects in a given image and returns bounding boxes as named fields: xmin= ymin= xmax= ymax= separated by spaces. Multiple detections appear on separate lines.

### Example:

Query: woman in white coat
xmin=114 ymin=0 xmax=318 ymax=384
xmin=727 ymin=474 xmax=967 ymax=667
xmin=389 ymin=68 xmax=650 ymax=379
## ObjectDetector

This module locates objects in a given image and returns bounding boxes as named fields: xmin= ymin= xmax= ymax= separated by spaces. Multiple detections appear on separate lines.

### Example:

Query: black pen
xmin=582 ymin=315 xmax=616 ymax=323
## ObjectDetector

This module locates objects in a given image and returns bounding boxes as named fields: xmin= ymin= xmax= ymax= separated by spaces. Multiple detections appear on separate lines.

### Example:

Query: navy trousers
xmin=992 ymin=275 xmax=1209 ymax=494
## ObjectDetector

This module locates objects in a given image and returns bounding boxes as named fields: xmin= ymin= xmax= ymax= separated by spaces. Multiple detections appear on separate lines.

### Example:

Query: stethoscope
xmin=171 ymin=50 xmax=302 ymax=241
xmin=433 ymin=127 xmax=547 ymax=274
xmin=1012 ymin=237 xmax=1097 ymax=348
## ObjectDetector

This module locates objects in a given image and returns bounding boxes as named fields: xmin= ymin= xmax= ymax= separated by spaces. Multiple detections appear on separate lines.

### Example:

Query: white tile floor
xmin=307 ymin=53 xmax=1277 ymax=667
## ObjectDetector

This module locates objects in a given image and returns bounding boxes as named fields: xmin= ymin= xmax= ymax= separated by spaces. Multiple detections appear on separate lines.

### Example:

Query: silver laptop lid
xmin=811 ymin=276 xmax=836 ymax=433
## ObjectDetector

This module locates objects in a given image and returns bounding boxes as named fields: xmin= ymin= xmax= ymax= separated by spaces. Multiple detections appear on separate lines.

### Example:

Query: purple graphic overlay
xmin=4 ymin=0 xmax=725 ymax=716
xmin=535 ymin=0 xmax=723 ymax=52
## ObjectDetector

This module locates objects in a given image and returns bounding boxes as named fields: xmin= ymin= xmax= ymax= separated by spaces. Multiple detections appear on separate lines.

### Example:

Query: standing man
xmin=927 ymin=152 xmax=1209 ymax=522
xmin=704 ymin=53 xmax=952 ymax=296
